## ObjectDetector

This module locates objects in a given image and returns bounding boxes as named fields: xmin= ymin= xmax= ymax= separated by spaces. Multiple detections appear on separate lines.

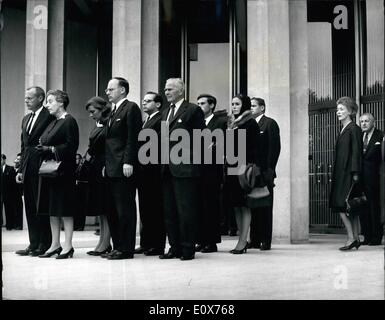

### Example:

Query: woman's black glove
xmin=35 ymin=145 xmax=52 ymax=154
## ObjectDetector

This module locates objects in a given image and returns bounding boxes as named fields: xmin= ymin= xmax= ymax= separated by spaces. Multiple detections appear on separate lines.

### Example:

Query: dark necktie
xmin=26 ymin=112 xmax=35 ymax=134
xmin=109 ymin=106 xmax=116 ymax=127
xmin=363 ymin=132 xmax=369 ymax=152
xmin=168 ymin=104 xmax=175 ymax=123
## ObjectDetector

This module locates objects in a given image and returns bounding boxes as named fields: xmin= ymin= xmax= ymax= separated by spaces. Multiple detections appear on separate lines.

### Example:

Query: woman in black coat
xmin=37 ymin=90 xmax=79 ymax=259
xmin=329 ymin=96 xmax=362 ymax=250
xmin=225 ymin=94 xmax=261 ymax=254
xmin=84 ymin=96 xmax=112 ymax=256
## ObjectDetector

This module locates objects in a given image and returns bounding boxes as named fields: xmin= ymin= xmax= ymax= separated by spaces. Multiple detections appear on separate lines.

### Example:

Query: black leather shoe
xmin=144 ymin=248 xmax=164 ymax=256
xmin=159 ymin=251 xmax=181 ymax=259
xmin=101 ymin=249 xmax=118 ymax=258
xmin=87 ymin=245 xmax=112 ymax=256
xmin=339 ymin=240 xmax=360 ymax=251
xmin=30 ymin=247 xmax=49 ymax=256
xmin=260 ymin=242 xmax=271 ymax=251
xmin=247 ymin=242 xmax=261 ymax=249
xmin=361 ymin=239 xmax=371 ymax=245
xmin=15 ymin=247 xmax=34 ymax=256
xmin=195 ymin=244 xmax=203 ymax=252
xmin=107 ymin=251 xmax=134 ymax=260
xmin=180 ymin=254 xmax=195 ymax=261
xmin=56 ymin=248 xmax=74 ymax=259
xmin=201 ymin=244 xmax=217 ymax=253
xmin=368 ymin=240 xmax=382 ymax=246
xmin=134 ymin=247 xmax=147 ymax=254
xmin=39 ymin=247 xmax=62 ymax=258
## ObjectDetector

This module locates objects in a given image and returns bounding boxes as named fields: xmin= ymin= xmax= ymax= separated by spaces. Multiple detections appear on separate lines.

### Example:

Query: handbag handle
xmin=53 ymin=148 xmax=60 ymax=162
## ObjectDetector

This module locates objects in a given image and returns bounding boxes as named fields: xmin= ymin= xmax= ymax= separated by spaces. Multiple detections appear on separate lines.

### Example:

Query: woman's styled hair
xmin=46 ymin=90 xmax=70 ymax=109
xmin=233 ymin=93 xmax=251 ymax=115
xmin=336 ymin=96 xmax=358 ymax=116
xmin=85 ymin=96 xmax=111 ymax=120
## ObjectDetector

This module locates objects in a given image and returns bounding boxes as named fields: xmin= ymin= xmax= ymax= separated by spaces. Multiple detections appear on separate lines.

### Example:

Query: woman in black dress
xmin=84 ymin=97 xmax=112 ymax=256
xmin=37 ymin=90 xmax=79 ymax=259
xmin=225 ymin=94 xmax=261 ymax=254
xmin=329 ymin=96 xmax=363 ymax=250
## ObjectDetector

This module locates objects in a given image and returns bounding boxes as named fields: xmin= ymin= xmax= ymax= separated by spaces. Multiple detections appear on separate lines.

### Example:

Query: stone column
xmin=247 ymin=0 xmax=309 ymax=243
xmin=25 ymin=0 xmax=48 ymax=92
xmin=47 ymin=0 xmax=65 ymax=90
xmin=141 ymin=0 xmax=160 ymax=96
xmin=112 ymin=0 xmax=142 ymax=105
xmin=289 ymin=0 xmax=309 ymax=243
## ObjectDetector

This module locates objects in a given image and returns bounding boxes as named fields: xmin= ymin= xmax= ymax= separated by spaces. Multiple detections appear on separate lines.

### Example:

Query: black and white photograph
xmin=0 ymin=0 xmax=384 ymax=306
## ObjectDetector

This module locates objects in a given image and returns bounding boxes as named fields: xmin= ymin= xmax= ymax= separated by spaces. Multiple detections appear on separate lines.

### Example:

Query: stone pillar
xmin=289 ymin=0 xmax=309 ymax=243
xmin=141 ymin=0 xmax=160 ymax=96
xmin=25 ymin=0 xmax=48 ymax=92
xmin=112 ymin=0 xmax=142 ymax=105
xmin=247 ymin=0 xmax=309 ymax=243
xmin=47 ymin=0 xmax=65 ymax=90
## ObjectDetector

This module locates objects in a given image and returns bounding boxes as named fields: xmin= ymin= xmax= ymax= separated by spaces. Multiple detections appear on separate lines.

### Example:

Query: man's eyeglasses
xmin=105 ymin=88 xmax=117 ymax=94
xmin=142 ymin=99 xmax=154 ymax=103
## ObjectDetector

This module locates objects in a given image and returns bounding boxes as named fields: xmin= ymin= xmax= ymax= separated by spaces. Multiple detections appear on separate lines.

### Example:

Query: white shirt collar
xmin=147 ymin=110 xmax=160 ymax=121
xmin=32 ymin=105 xmax=44 ymax=117
xmin=114 ymin=97 xmax=127 ymax=111
xmin=255 ymin=114 xmax=264 ymax=123
xmin=205 ymin=113 xmax=214 ymax=125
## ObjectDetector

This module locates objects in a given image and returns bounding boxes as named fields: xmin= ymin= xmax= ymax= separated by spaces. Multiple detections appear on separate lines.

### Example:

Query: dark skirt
xmin=37 ymin=176 xmax=77 ymax=217
xmin=224 ymin=174 xmax=247 ymax=208
xmin=86 ymin=177 xmax=107 ymax=216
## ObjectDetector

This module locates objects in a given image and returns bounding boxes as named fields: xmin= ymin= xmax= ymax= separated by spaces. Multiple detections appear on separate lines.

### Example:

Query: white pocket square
xmin=260 ymin=131 xmax=264 ymax=134
xmin=177 ymin=119 xmax=182 ymax=123
xmin=116 ymin=118 xmax=121 ymax=122
xmin=375 ymin=142 xmax=381 ymax=145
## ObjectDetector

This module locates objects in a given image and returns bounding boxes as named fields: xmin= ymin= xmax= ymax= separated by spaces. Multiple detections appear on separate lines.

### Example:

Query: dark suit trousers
xmin=3 ymin=196 xmax=16 ymax=229
xmin=23 ymin=174 xmax=51 ymax=249
xmin=360 ymin=186 xmax=383 ymax=242
xmin=138 ymin=173 xmax=166 ymax=250
xmin=162 ymin=169 xmax=201 ymax=255
xmin=106 ymin=177 xmax=137 ymax=253
xmin=199 ymin=170 xmax=222 ymax=244
xmin=250 ymin=188 xmax=274 ymax=245
xmin=14 ymin=192 xmax=23 ymax=228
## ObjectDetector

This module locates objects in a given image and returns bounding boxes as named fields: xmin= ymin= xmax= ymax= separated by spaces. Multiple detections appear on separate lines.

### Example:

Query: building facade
xmin=1 ymin=0 xmax=383 ymax=241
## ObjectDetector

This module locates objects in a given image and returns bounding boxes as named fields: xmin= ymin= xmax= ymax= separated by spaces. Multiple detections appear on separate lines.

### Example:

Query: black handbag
xmin=38 ymin=150 xmax=62 ymax=178
xmin=238 ymin=164 xmax=271 ymax=208
xmin=345 ymin=182 xmax=367 ymax=216
xmin=75 ymin=151 xmax=92 ymax=183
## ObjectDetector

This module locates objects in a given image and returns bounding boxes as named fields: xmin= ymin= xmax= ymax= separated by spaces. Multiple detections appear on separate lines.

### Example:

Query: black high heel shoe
xmin=87 ymin=245 xmax=112 ymax=256
xmin=56 ymin=248 xmax=74 ymax=259
xmin=230 ymin=244 xmax=248 ymax=254
xmin=339 ymin=240 xmax=360 ymax=251
xmin=39 ymin=247 xmax=62 ymax=258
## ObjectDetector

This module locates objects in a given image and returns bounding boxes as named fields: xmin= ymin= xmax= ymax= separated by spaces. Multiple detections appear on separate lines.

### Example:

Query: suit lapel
xmin=144 ymin=112 xmax=161 ymax=129
xmin=108 ymin=100 xmax=126 ymax=131
xmin=169 ymin=101 xmax=188 ymax=127
xmin=365 ymin=129 xmax=381 ymax=154
xmin=29 ymin=108 xmax=49 ymax=138
xmin=258 ymin=115 xmax=267 ymax=131
xmin=337 ymin=121 xmax=353 ymax=142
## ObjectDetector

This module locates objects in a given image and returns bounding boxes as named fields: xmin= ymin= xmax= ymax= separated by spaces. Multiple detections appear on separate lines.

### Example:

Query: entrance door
xmin=180 ymin=0 xmax=247 ymax=110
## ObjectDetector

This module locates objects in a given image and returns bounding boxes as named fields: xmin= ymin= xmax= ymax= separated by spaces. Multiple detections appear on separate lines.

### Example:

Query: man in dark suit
xmin=159 ymin=78 xmax=206 ymax=261
xmin=359 ymin=113 xmax=384 ymax=245
xmin=249 ymin=97 xmax=281 ymax=251
xmin=1 ymin=154 xmax=17 ymax=230
xmin=195 ymin=94 xmax=227 ymax=253
xmin=15 ymin=86 xmax=54 ymax=256
xmin=103 ymin=77 xmax=142 ymax=260
xmin=135 ymin=91 xmax=166 ymax=256
xmin=13 ymin=153 xmax=23 ymax=230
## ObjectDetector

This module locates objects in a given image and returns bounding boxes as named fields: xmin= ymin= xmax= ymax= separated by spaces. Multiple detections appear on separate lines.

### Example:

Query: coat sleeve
xmin=123 ymin=102 xmax=142 ymax=166
xmin=350 ymin=125 xmax=362 ymax=174
xmin=266 ymin=119 xmax=281 ymax=172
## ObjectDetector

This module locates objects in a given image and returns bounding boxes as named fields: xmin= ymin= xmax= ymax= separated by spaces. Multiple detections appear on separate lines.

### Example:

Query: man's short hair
xmin=197 ymin=94 xmax=217 ymax=111
xmin=251 ymin=97 xmax=266 ymax=109
xmin=146 ymin=91 xmax=163 ymax=108
xmin=360 ymin=112 xmax=375 ymax=122
xmin=113 ymin=77 xmax=129 ymax=95
xmin=1 ymin=154 xmax=6 ymax=160
xmin=27 ymin=86 xmax=46 ymax=102
xmin=166 ymin=78 xmax=185 ymax=92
